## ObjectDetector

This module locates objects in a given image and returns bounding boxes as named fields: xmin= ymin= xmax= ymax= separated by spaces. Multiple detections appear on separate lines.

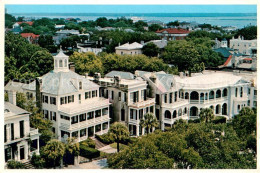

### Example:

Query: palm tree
xmin=108 ymin=122 xmax=129 ymax=152
xmin=199 ymin=108 xmax=215 ymax=123
xmin=140 ymin=113 xmax=158 ymax=135
xmin=42 ymin=139 xmax=65 ymax=168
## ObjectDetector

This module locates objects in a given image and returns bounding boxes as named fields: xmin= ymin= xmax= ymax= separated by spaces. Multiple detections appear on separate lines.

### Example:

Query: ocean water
xmin=12 ymin=13 xmax=257 ymax=28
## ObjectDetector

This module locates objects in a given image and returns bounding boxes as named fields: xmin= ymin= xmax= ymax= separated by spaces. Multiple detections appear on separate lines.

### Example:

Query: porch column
xmin=142 ymin=127 xmax=145 ymax=135
xmin=37 ymin=139 xmax=40 ymax=155
xmin=78 ymin=130 xmax=80 ymax=142
xmin=207 ymin=92 xmax=210 ymax=103
xmin=199 ymin=92 xmax=201 ymax=104
xmin=24 ymin=144 xmax=28 ymax=160
xmin=136 ymin=125 xmax=139 ymax=136
xmin=17 ymin=146 xmax=20 ymax=161
xmin=101 ymin=124 xmax=103 ymax=135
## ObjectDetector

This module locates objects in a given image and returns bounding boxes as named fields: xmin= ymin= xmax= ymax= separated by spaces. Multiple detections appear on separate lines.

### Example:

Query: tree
xmin=38 ymin=35 xmax=57 ymax=53
xmin=7 ymin=160 xmax=25 ymax=169
xmin=42 ymin=139 xmax=65 ymax=168
xmin=63 ymin=137 xmax=80 ymax=165
xmin=16 ymin=92 xmax=27 ymax=109
xmin=69 ymin=52 xmax=104 ymax=76
xmin=5 ymin=13 xmax=16 ymax=28
xmin=161 ymin=40 xmax=200 ymax=73
xmin=148 ymin=24 xmax=163 ymax=32
xmin=142 ymin=42 xmax=160 ymax=57
xmin=140 ymin=113 xmax=158 ymax=135
xmin=235 ymin=26 xmax=257 ymax=40
xmin=167 ymin=20 xmax=179 ymax=27
xmin=199 ymin=108 xmax=215 ymax=123
xmin=108 ymin=122 xmax=129 ymax=152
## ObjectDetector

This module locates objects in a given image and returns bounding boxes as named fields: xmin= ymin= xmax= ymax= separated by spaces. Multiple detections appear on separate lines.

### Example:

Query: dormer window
xmin=79 ymin=82 xmax=82 ymax=90
xmin=59 ymin=60 xmax=63 ymax=67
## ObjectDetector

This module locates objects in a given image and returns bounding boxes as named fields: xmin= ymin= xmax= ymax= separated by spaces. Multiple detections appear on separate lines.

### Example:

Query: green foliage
xmin=108 ymin=122 xmax=129 ymax=152
xmin=95 ymin=133 xmax=114 ymax=144
xmin=212 ymin=116 xmax=227 ymax=124
xmin=41 ymin=139 xmax=66 ymax=168
xmin=5 ymin=13 xmax=16 ymax=28
xmin=69 ymin=52 xmax=104 ymax=76
xmin=79 ymin=138 xmax=96 ymax=148
xmin=235 ymin=26 xmax=257 ymax=40
xmin=142 ymin=42 xmax=160 ymax=57
xmin=199 ymin=108 xmax=215 ymax=123
xmin=16 ymin=92 xmax=27 ymax=109
xmin=167 ymin=20 xmax=179 ymax=27
xmin=79 ymin=145 xmax=100 ymax=160
xmin=148 ymin=24 xmax=163 ymax=32
xmin=31 ymin=153 xmax=45 ymax=169
xmin=140 ymin=113 xmax=158 ymax=134
xmin=38 ymin=35 xmax=57 ymax=53
xmin=7 ymin=160 xmax=25 ymax=169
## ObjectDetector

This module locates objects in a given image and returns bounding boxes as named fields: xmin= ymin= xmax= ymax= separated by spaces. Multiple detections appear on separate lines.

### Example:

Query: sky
xmin=5 ymin=5 xmax=257 ymax=14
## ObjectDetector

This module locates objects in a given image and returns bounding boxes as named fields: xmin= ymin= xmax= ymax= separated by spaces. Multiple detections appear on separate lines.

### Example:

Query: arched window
xmin=200 ymin=93 xmax=204 ymax=101
xmin=216 ymin=90 xmax=221 ymax=98
xmin=190 ymin=91 xmax=199 ymax=100
xmin=172 ymin=110 xmax=177 ymax=118
xmin=205 ymin=93 xmax=208 ymax=100
xmin=164 ymin=110 xmax=171 ymax=119
xmin=209 ymin=91 xmax=214 ymax=100
xmin=190 ymin=107 xmax=198 ymax=117
xmin=178 ymin=109 xmax=182 ymax=117
xmin=185 ymin=92 xmax=189 ymax=99
xmin=222 ymin=103 xmax=227 ymax=115
xmin=222 ymin=88 xmax=228 ymax=97
xmin=235 ymin=88 xmax=238 ymax=97
xmin=216 ymin=104 xmax=220 ymax=114
xmin=183 ymin=107 xmax=187 ymax=114
xmin=59 ymin=60 xmax=63 ymax=67
xmin=240 ymin=87 xmax=243 ymax=97
xmin=237 ymin=105 xmax=240 ymax=111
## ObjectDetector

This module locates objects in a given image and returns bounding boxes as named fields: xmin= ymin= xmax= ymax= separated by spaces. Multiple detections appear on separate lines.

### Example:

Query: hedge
xmin=95 ymin=133 xmax=114 ymax=144
xmin=212 ymin=116 xmax=227 ymax=124
xmin=79 ymin=138 xmax=95 ymax=148
xmin=7 ymin=160 xmax=25 ymax=169
xmin=31 ymin=153 xmax=45 ymax=168
xmin=79 ymin=145 xmax=100 ymax=159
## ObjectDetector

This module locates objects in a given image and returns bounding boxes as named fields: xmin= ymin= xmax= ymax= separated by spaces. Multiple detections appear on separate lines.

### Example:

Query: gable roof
xmin=213 ymin=47 xmax=233 ymax=58
xmin=223 ymin=55 xmax=233 ymax=66
xmin=115 ymin=42 xmax=143 ymax=50
xmin=5 ymin=102 xmax=29 ymax=117
xmin=21 ymin=33 xmax=40 ymax=39
xmin=156 ymin=28 xmax=190 ymax=34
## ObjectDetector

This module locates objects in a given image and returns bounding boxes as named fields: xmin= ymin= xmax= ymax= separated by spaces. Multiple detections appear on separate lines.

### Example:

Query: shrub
xmin=79 ymin=145 xmax=100 ymax=160
xmin=31 ymin=153 xmax=45 ymax=168
xmin=79 ymin=138 xmax=95 ymax=148
xmin=7 ymin=160 xmax=25 ymax=169
xmin=212 ymin=116 xmax=227 ymax=124
xmin=95 ymin=133 xmax=114 ymax=144
xmin=188 ymin=119 xmax=201 ymax=123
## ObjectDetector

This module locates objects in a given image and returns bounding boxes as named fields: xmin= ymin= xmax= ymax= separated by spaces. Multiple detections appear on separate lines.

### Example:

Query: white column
xmin=101 ymin=124 xmax=103 ymax=135
xmin=37 ymin=139 xmax=40 ymax=155
xmin=136 ymin=125 xmax=139 ymax=136
xmin=78 ymin=130 xmax=80 ymax=142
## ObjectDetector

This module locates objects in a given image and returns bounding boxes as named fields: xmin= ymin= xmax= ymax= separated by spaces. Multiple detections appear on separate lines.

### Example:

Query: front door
xmin=20 ymin=147 xmax=25 ymax=160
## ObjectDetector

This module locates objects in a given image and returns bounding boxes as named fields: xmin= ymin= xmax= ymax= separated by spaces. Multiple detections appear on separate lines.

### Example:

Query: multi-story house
xmin=87 ymin=71 xmax=156 ymax=136
xmin=136 ymin=70 xmax=255 ymax=130
xmin=4 ymin=91 xmax=40 ymax=163
xmin=155 ymin=28 xmax=190 ymax=41
xmin=5 ymin=49 xmax=111 ymax=142
xmin=229 ymin=36 xmax=257 ymax=56
xmin=115 ymin=42 xmax=143 ymax=55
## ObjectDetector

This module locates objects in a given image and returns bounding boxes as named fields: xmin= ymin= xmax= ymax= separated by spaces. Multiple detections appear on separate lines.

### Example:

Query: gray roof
xmin=41 ymin=70 xmax=99 ymax=95
xmin=145 ymin=40 xmax=168 ymax=49
xmin=5 ymin=81 xmax=24 ymax=92
xmin=5 ymin=102 xmax=29 ymax=116
xmin=105 ymin=71 xmax=134 ymax=80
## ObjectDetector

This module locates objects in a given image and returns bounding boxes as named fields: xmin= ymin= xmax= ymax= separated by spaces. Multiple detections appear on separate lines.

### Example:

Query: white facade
xmin=136 ymin=70 xmax=256 ymax=130
xmin=230 ymin=36 xmax=257 ymax=56
xmin=77 ymin=45 xmax=103 ymax=55
xmin=4 ymin=93 xmax=40 ymax=163
xmin=87 ymin=72 xmax=156 ymax=136
xmin=4 ymin=49 xmax=111 ymax=143
xmin=115 ymin=42 xmax=143 ymax=55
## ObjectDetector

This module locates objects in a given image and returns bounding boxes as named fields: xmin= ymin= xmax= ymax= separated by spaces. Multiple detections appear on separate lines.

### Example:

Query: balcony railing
xmin=128 ymin=98 xmax=155 ymax=108
xmin=189 ymin=96 xmax=228 ymax=104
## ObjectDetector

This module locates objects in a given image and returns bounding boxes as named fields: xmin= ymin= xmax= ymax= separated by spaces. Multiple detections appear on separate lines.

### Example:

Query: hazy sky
xmin=6 ymin=5 xmax=257 ymax=14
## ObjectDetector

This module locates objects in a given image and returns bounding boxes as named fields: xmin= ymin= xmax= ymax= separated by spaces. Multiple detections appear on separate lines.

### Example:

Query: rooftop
xmin=5 ymin=102 xmax=29 ymax=118
xmin=21 ymin=33 xmax=40 ymax=39
xmin=156 ymin=28 xmax=190 ymax=34
xmin=105 ymin=71 xmax=134 ymax=80
xmin=115 ymin=42 xmax=143 ymax=50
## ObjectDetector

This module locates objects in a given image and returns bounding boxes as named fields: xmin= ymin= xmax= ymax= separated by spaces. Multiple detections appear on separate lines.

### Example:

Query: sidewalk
xmin=98 ymin=145 xmax=117 ymax=153
xmin=66 ymin=158 xmax=108 ymax=169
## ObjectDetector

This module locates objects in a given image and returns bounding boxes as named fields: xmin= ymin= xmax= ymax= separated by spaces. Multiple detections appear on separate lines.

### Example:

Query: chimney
xmin=140 ymin=41 xmax=144 ymax=45
xmin=114 ymin=75 xmax=121 ymax=86
xmin=94 ymin=72 xmax=101 ymax=82
xmin=238 ymin=35 xmax=241 ymax=40
xmin=8 ymin=90 xmax=16 ymax=106
xmin=179 ymin=72 xmax=184 ymax=78
xmin=69 ymin=62 xmax=75 ymax=72
xmin=150 ymin=72 xmax=157 ymax=83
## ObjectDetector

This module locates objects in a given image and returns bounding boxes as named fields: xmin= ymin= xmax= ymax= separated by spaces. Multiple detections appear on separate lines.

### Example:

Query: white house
xmin=229 ymin=36 xmax=257 ymax=56
xmin=115 ymin=42 xmax=143 ymax=55
xmin=5 ymin=49 xmax=111 ymax=143
xmin=135 ymin=70 xmax=255 ymax=130
xmin=87 ymin=71 xmax=156 ymax=136
xmin=4 ymin=91 xmax=40 ymax=163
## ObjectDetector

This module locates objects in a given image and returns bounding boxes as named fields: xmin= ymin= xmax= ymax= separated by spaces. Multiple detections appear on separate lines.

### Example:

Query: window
xmin=238 ymin=105 xmax=240 ymax=110
xmin=43 ymin=95 xmax=48 ymax=103
xmin=64 ymin=59 xmax=67 ymax=67
xmin=248 ymin=88 xmax=251 ymax=95
xmin=60 ymin=97 xmax=64 ymax=105
xmin=118 ymin=92 xmax=121 ymax=101
xmin=52 ymin=127 xmax=55 ymax=133
xmin=49 ymin=111 xmax=53 ymax=120
xmin=68 ymin=96 xmax=72 ymax=103
xmin=174 ymin=92 xmax=177 ymax=102
xmin=53 ymin=112 xmax=56 ymax=121
xmin=59 ymin=60 xmax=63 ymax=67
xmin=11 ymin=123 xmax=14 ymax=140
xmin=79 ymin=113 xmax=86 ymax=122
xmin=164 ymin=94 xmax=167 ymax=103
xmin=4 ymin=125 xmax=7 ymax=142
xmin=150 ymin=106 xmax=154 ymax=113
xmin=130 ymin=109 xmax=134 ymax=119
xmin=50 ymin=97 xmax=56 ymax=105
xmin=156 ymin=94 xmax=160 ymax=105
xmin=254 ymin=90 xmax=257 ymax=96
xmin=169 ymin=93 xmax=173 ymax=103
xmin=80 ymin=129 xmax=86 ymax=137
xmin=60 ymin=115 xmax=70 ymax=120
xmin=124 ymin=93 xmax=127 ymax=102
xmin=240 ymin=87 xmax=243 ymax=97
xmin=102 ymin=108 xmax=108 ymax=115
xmin=71 ymin=116 xmax=78 ymax=124
xmin=248 ymin=100 xmax=250 ymax=106
xmin=235 ymin=88 xmax=238 ymax=97
xmin=79 ymin=94 xmax=81 ymax=101
xmin=79 ymin=82 xmax=82 ymax=90
xmin=72 ymin=131 xmax=78 ymax=137
xmin=61 ymin=130 xmax=70 ymax=138
xmin=20 ymin=121 xmax=24 ymax=138
xmin=111 ymin=91 xmax=114 ymax=100
xmin=92 ymin=90 xmax=96 ymax=97
xmin=85 ymin=92 xmax=90 ymax=99
xmin=103 ymin=122 xmax=108 ymax=130
xmin=95 ymin=110 xmax=101 ymax=118
xmin=87 ymin=111 xmax=94 ymax=120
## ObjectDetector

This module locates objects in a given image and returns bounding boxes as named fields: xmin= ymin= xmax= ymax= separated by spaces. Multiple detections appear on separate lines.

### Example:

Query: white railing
xmin=29 ymin=128 xmax=39 ymax=136
xmin=128 ymin=98 xmax=155 ymax=108
xmin=129 ymin=119 xmax=139 ymax=125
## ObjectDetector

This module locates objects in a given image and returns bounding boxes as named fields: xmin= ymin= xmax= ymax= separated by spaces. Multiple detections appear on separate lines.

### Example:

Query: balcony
xmin=60 ymin=114 xmax=110 ymax=131
xmin=29 ymin=128 xmax=39 ymax=136
xmin=161 ymin=99 xmax=189 ymax=109
xmin=129 ymin=119 xmax=140 ymax=125
xmin=128 ymin=98 xmax=155 ymax=108
xmin=189 ymin=96 xmax=228 ymax=105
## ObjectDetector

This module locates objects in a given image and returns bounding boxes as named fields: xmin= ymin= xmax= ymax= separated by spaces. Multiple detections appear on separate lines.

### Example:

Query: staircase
xmin=92 ymin=137 xmax=107 ymax=149
xmin=22 ymin=160 xmax=35 ymax=169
